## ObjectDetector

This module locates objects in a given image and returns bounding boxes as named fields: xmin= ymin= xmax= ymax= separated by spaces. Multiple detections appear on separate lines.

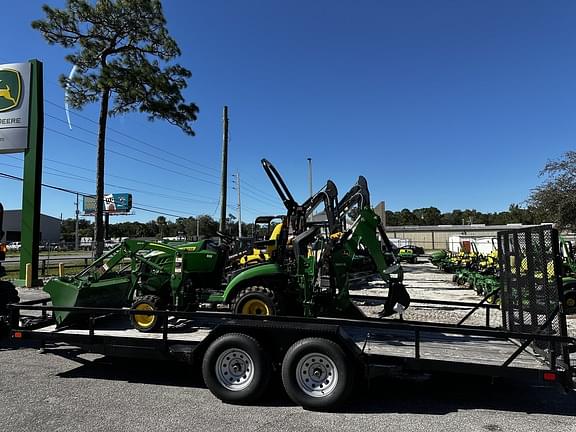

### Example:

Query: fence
xmin=2 ymin=255 xmax=94 ymax=277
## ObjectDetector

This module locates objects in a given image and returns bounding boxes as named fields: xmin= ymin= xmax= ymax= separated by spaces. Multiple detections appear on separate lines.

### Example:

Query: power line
xmin=0 ymin=170 xmax=191 ymax=219
xmin=0 ymin=160 xmax=217 ymax=207
xmin=44 ymin=111 xmax=220 ymax=180
xmin=42 ymin=156 xmax=218 ymax=202
xmin=2 ymin=157 xmax=283 ymax=219
xmin=45 ymin=127 xmax=221 ymax=186
xmin=44 ymin=98 xmax=220 ymax=174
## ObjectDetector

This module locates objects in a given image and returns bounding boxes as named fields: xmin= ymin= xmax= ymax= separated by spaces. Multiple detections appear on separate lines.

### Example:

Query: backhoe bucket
xmin=44 ymin=276 xmax=131 ymax=326
xmin=379 ymin=281 xmax=411 ymax=317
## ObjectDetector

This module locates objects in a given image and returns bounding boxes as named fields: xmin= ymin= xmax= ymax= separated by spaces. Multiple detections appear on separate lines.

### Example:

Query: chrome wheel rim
xmin=215 ymin=348 xmax=254 ymax=391
xmin=295 ymin=353 xmax=339 ymax=398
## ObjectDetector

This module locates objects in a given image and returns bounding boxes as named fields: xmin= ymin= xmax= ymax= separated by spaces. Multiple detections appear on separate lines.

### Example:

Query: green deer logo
xmin=0 ymin=69 xmax=22 ymax=112
xmin=0 ymin=81 xmax=16 ymax=104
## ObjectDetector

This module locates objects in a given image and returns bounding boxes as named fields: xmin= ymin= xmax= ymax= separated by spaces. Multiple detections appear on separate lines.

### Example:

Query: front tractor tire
xmin=231 ymin=286 xmax=280 ymax=316
xmin=130 ymin=295 xmax=164 ymax=332
xmin=202 ymin=333 xmax=271 ymax=404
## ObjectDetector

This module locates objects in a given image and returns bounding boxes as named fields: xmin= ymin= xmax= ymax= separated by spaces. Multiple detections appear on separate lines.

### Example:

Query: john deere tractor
xmin=44 ymin=159 xmax=410 ymax=331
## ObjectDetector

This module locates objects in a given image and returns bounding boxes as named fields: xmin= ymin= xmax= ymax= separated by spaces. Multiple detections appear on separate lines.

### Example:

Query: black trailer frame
xmin=9 ymin=296 xmax=574 ymax=388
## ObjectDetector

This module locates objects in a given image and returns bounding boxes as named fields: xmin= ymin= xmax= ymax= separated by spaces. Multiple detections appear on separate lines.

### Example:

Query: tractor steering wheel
xmin=216 ymin=231 xmax=234 ymax=244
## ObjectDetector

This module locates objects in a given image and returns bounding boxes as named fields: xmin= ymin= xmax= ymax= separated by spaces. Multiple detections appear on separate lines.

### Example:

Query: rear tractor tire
xmin=231 ymin=286 xmax=280 ymax=316
xmin=130 ymin=295 xmax=164 ymax=332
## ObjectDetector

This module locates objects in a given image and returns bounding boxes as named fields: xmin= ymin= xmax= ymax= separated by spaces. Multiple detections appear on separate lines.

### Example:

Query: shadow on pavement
xmin=39 ymin=348 xmax=576 ymax=415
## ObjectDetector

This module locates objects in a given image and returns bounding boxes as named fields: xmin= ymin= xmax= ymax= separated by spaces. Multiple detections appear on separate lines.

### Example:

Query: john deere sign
xmin=0 ymin=62 xmax=31 ymax=154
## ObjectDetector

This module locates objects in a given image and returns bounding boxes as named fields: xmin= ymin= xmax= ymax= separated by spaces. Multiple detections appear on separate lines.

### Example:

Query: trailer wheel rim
xmin=241 ymin=299 xmax=271 ymax=315
xmin=134 ymin=304 xmax=155 ymax=328
xmin=215 ymin=348 xmax=255 ymax=391
xmin=566 ymin=297 xmax=575 ymax=308
xmin=295 ymin=352 xmax=339 ymax=398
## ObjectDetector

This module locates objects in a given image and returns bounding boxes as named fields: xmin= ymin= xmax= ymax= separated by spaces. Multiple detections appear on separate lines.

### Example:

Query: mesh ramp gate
xmin=498 ymin=226 xmax=571 ymax=367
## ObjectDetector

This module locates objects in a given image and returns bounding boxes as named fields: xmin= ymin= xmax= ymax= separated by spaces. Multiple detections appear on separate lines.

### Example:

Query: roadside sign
xmin=0 ymin=62 xmax=31 ymax=154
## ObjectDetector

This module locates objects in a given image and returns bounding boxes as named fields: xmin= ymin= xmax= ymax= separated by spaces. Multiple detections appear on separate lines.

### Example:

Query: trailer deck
xmin=27 ymin=313 xmax=547 ymax=370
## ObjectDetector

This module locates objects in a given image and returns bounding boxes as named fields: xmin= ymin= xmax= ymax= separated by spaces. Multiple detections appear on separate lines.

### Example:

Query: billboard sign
xmin=83 ymin=193 xmax=133 ymax=215
xmin=0 ymin=62 xmax=31 ymax=154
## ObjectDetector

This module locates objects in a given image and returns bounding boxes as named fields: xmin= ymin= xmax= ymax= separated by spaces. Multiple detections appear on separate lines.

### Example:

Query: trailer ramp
xmin=498 ymin=226 xmax=572 ymax=375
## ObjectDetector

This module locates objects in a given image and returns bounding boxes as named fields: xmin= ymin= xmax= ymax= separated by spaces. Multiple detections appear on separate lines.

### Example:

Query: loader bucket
xmin=44 ymin=276 xmax=131 ymax=326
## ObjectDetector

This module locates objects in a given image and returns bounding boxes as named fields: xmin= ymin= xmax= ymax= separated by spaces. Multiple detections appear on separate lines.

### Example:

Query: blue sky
xmin=1 ymin=0 xmax=575 ymax=223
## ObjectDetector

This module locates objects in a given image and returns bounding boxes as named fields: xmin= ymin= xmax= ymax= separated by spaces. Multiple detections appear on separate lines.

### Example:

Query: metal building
xmin=385 ymin=224 xmax=543 ymax=251
xmin=1 ymin=210 xmax=61 ymax=243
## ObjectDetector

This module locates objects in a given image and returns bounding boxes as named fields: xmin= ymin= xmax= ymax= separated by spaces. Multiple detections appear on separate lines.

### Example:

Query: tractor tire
xmin=130 ymin=295 xmax=164 ymax=332
xmin=281 ymin=337 xmax=354 ymax=411
xmin=231 ymin=286 xmax=280 ymax=316
xmin=564 ymin=291 xmax=576 ymax=314
xmin=0 ymin=280 xmax=19 ymax=314
xmin=202 ymin=333 xmax=271 ymax=404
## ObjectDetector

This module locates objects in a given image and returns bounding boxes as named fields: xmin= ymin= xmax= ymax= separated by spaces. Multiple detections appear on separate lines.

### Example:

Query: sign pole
xmin=19 ymin=59 xmax=43 ymax=282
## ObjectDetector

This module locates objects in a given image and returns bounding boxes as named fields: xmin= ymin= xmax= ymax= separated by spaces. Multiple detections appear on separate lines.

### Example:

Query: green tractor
xmin=44 ymin=159 xmax=410 ymax=331
xmin=559 ymin=238 xmax=576 ymax=313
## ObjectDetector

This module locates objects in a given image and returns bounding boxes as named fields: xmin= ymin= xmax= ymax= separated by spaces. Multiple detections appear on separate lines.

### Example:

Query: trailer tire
xmin=202 ymin=333 xmax=271 ymax=404
xmin=232 ymin=286 xmax=279 ymax=316
xmin=281 ymin=337 xmax=354 ymax=410
xmin=130 ymin=295 xmax=164 ymax=332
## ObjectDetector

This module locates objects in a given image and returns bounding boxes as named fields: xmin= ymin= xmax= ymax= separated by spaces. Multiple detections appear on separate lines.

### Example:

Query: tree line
xmin=60 ymin=214 xmax=252 ymax=243
xmin=60 ymin=150 xmax=576 ymax=241
xmin=385 ymin=204 xmax=538 ymax=227
xmin=386 ymin=151 xmax=576 ymax=230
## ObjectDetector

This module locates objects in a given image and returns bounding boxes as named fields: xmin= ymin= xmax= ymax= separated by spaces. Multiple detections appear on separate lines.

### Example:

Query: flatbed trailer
xmin=6 ymin=225 xmax=576 ymax=410
xmin=8 ymin=295 xmax=574 ymax=410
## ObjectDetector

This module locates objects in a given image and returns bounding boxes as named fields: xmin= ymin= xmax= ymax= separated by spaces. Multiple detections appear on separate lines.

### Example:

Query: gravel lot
xmin=1 ymin=261 xmax=575 ymax=431
xmin=354 ymin=260 xmax=576 ymax=338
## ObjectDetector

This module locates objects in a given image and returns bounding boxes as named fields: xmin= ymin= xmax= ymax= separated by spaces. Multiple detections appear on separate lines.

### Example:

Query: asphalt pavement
xmin=0 ymin=340 xmax=575 ymax=432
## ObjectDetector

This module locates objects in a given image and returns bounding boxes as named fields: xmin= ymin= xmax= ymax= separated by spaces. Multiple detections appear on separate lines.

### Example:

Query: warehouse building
xmin=385 ymin=224 xmax=547 ymax=252
xmin=1 ymin=210 xmax=61 ymax=243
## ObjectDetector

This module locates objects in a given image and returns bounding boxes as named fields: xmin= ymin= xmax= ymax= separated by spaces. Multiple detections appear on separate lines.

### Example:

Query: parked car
xmin=7 ymin=242 xmax=21 ymax=251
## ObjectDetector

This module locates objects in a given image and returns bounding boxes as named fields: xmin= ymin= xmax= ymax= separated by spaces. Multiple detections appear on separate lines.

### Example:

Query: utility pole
xmin=307 ymin=157 xmax=313 ymax=198
xmin=219 ymin=106 xmax=229 ymax=234
xmin=196 ymin=216 xmax=200 ymax=239
xmin=233 ymin=171 xmax=242 ymax=237
xmin=74 ymin=193 xmax=79 ymax=250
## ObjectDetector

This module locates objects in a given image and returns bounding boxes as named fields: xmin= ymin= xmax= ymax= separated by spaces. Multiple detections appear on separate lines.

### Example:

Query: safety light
xmin=543 ymin=372 xmax=557 ymax=381
xmin=12 ymin=331 xmax=22 ymax=339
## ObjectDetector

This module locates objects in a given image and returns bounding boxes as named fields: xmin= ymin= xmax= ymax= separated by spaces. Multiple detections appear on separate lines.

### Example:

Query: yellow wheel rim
xmin=566 ymin=297 xmax=576 ymax=308
xmin=134 ymin=303 xmax=155 ymax=328
xmin=241 ymin=299 xmax=271 ymax=315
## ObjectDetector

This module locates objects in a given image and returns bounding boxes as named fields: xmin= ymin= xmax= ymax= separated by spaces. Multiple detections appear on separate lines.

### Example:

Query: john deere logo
xmin=0 ymin=69 xmax=21 ymax=112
